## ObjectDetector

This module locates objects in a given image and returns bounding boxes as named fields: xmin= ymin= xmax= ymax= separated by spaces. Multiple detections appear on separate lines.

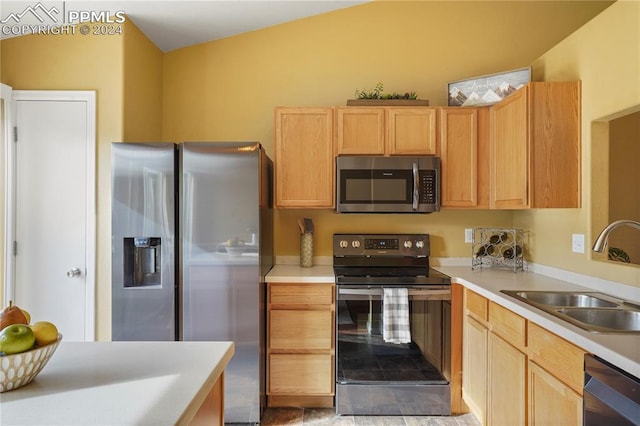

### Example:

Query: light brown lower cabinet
xmin=463 ymin=314 xmax=488 ymax=423
xmin=266 ymin=282 xmax=335 ymax=408
xmin=487 ymin=333 xmax=526 ymax=426
xmin=461 ymin=288 xmax=586 ymax=426
xmin=528 ymin=361 xmax=583 ymax=425
xmin=269 ymin=354 xmax=333 ymax=395
xmin=528 ymin=322 xmax=585 ymax=425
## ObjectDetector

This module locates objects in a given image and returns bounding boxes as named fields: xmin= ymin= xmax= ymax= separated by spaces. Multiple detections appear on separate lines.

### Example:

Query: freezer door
xmin=111 ymin=142 xmax=177 ymax=341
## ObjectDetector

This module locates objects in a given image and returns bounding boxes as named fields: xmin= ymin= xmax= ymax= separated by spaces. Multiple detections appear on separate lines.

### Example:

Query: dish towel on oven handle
xmin=383 ymin=287 xmax=411 ymax=344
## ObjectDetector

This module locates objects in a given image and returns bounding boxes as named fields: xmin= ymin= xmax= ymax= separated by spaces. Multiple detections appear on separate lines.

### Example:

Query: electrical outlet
xmin=572 ymin=233 xmax=585 ymax=253
xmin=465 ymin=228 xmax=474 ymax=243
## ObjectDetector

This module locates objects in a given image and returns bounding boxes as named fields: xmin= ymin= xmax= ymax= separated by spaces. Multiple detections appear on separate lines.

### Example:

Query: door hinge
xmin=13 ymin=126 xmax=17 ymax=142
xmin=13 ymin=241 xmax=17 ymax=256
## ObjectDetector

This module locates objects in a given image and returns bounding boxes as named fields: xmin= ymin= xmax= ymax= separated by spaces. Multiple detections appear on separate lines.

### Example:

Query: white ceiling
xmin=0 ymin=0 xmax=367 ymax=52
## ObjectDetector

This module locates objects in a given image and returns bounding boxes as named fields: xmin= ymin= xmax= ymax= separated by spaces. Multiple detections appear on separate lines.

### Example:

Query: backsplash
xmin=274 ymin=208 xmax=514 ymax=258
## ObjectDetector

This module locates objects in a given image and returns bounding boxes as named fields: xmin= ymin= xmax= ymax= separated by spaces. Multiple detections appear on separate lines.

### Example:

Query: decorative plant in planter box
xmin=348 ymin=82 xmax=428 ymax=106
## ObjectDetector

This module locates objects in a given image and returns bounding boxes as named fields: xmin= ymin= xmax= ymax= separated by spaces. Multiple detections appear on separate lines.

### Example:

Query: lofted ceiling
xmin=0 ymin=0 xmax=368 ymax=52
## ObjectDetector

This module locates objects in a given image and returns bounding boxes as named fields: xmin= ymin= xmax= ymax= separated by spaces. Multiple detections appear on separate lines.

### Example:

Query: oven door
xmin=335 ymin=285 xmax=452 ymax=415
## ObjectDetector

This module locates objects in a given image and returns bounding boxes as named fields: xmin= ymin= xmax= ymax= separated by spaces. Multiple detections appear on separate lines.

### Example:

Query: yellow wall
xmin=0 ymin=29 xmax=125 ymax=338
xmin=521 ymin=0 xmax=640 ymax=286
xmin=608 ymin=111 xmax=640 ymax=263
xmin=123 ymin=20 xmax=163 ymax=141
xmin=163 ymin=0 xmax=611 ymax=258
xmin=0 ymin=1 xmax=621 ymax=339
xmin=0 ymin=19 xmax=163 ymax=338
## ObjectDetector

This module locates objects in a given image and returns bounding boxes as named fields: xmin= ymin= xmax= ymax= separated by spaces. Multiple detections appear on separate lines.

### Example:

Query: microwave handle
xmin=412 ymin=162 xmax=419 ymax=210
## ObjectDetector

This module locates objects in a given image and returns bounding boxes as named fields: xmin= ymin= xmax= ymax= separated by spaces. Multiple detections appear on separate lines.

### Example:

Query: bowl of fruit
xmin=0 ymin=301 xmax=61 ymax=392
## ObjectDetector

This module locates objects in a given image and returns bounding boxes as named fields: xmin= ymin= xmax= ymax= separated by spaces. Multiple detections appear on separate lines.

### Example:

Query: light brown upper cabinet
xmin=274 ymin=107 xmax=335 ymax=208
xmin=387 ymin=108 xmax=438 ymax=155
xmin=440 ymin=107 xmax=490 ymax=208
xmin=336 ymin=107 xmax=438 ymax=156
xmin=490 ymin=82 xmax=581 ymax=209
xmin=336 ymin=107 xmax=385 ymax=154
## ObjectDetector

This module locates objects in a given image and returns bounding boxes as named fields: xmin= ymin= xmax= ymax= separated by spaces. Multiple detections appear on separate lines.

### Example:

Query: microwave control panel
xmin=420 ymin=170 xmax=436 ymax=204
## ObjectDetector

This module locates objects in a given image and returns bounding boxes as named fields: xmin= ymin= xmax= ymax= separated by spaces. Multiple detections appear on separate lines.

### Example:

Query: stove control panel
xmin=334 ymin=234 xmax=430 ymax=257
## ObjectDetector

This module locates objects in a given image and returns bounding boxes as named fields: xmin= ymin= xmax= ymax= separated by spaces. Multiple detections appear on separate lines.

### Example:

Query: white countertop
xmin=435 ymin=266 xmax=640 ymax=379
xmin=1 ymin=341 xmax=234 ymax=425
xmin=267 ymin=264 xmax=335 ymax=282
xmin=266 ymin=262 xmax=640 ymax=378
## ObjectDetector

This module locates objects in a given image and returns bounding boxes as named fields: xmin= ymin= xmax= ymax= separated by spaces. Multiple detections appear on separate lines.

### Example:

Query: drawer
xmin=269 ymin=310 xmax=333 ymax=350
xmin=528 ymin=322 xmax=586 ymax=394
xmin=268 ymin=354 xmax=334 ymax=395
xmin=465 ymin=289 xmax=488 ymax=322
xmin=489 ymin=301 xmax=526 ymax=349
xmin=269 ymin=283 xmax=334 ymax=305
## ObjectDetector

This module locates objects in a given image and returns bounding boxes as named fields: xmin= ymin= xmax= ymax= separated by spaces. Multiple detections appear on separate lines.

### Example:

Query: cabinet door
xmin=269 ymin=354 xmax=334 ymax=395
xmin=529 ymin=82 xmax=581 ymax=208
xmin=529 ymin=361 xmax=583 ymax=426
xmin=274 ymin=107 xmax=334 ymax=208
xmin=462 ymin=315 xmax=487 ymax=424
xmin=336 ymin=107 xmax=385 ymax=154
xmin=488 ymin=333 xmax=526 ymax=426
xmin=386 ymin=108 xmax=437 ymax=155
xmin=440 ymin=108 xmax=480 ymax=208
xmin=490 ymin=87 xmax=529 ymax=208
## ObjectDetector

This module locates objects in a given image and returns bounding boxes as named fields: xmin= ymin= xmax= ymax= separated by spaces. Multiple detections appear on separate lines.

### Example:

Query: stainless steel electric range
xmin=333 ymin=234 xmax=452 ymax=416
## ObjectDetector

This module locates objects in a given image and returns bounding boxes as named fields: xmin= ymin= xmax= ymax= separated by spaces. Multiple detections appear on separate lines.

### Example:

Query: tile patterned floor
xmin=261 ymin=408 xmax=481 ymax=425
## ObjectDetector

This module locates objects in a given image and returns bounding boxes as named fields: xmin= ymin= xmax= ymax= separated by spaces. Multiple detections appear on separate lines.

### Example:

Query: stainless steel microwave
xmin=336 ymin=155 xmax=440 ymax=213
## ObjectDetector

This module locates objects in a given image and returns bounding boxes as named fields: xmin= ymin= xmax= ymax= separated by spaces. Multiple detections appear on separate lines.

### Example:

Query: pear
xmin=0 ymin=300 xmax=29 ymax=330
xmin=22 ymin=308 xmax=31 ymax=325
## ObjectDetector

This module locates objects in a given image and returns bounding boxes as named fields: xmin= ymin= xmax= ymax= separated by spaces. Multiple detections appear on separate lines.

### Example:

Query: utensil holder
xmin=300 ymin=233 xmax=313 ymax=268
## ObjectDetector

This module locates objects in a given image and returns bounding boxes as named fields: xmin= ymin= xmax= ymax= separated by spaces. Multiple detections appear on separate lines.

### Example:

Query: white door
xmin=1 ymin=83 xmax=12 ymax=304
xmin=9 ymin=91 xmax=96 ymax=341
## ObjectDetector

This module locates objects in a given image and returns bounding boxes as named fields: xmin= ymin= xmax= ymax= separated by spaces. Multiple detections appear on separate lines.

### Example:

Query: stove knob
xmin=339 ymin=240 xmax=349 ymax=248
xmin=404 ymin=240 xmax=413 ymax=249
xmin=352 ymin=240 xmax=361 ymax=249
xmin=416 ymin=240 xmax=424 ymax=249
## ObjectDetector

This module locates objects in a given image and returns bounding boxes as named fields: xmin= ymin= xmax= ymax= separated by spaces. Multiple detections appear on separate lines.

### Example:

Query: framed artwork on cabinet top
xmin=447 ymin=67 xmax=531 ymax=107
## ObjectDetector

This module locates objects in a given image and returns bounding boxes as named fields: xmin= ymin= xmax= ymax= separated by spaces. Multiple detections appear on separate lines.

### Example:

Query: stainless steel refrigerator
xmin=111 ymin=142 xmax=273 ymax=424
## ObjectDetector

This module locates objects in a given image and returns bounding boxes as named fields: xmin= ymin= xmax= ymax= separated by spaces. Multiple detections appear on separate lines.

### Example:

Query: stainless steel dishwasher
xmin=584 ymin=354 xmax=640 ymax=425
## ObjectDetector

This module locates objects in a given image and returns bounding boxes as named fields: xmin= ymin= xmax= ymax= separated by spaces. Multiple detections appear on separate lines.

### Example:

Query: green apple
xmin=0 ymin=324 xmax=36 ymax=354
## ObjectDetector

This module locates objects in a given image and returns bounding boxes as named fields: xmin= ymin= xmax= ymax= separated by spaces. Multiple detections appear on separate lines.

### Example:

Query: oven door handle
xmin=337 ymin=288 xmax=451 ymax=300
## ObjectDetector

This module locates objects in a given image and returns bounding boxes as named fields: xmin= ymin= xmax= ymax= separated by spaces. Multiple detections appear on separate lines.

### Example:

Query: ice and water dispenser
xmin=123 ymin=237 xmax=161 ymax=287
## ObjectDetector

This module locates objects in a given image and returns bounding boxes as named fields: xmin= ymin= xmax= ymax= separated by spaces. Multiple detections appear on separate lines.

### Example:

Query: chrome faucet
xmin=592 ymin=220 xmax=640 ymax=253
